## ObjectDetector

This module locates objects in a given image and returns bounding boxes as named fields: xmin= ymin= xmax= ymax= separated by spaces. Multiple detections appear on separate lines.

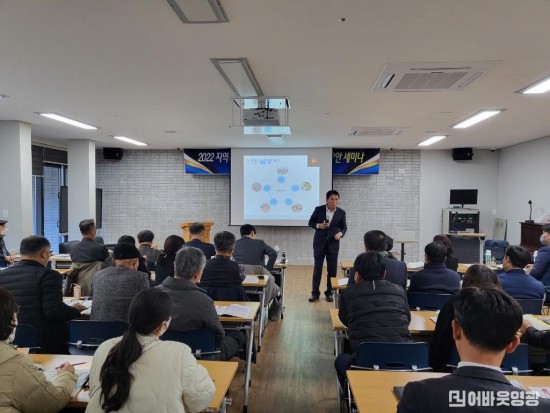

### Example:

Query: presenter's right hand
xmin=318 ymin=222 xmax=329 ymax=230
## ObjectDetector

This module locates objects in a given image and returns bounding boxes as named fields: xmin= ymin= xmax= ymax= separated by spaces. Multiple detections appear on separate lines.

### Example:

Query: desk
xmin=49 ymin=254 xmax=72 ymax=270
xmin=347 ymin=370 xmax=550 ymax=413
xmin=215 ymin=301 xmax=260 ymax=413
xmin=330 ymin=276 xmax=348 ymax=308
xmin=29 ymin=354 xmax=238 ymax=412
xmin=394 ymin=240 xmax=418 ymax=261
xmin=242 ymin=276 xmax=268 ymax=351
xmin=273 ymin=261 xmax=287 ymax=319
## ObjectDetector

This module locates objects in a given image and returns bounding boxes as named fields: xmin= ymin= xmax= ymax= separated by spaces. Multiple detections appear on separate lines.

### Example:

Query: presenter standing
xmin=308 ymin=190 xmax=347 ymax=302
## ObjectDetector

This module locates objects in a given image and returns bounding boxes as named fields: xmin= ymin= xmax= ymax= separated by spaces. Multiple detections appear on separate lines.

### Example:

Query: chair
xmin=407 ymin=292 xmax=453 ymax=310
xmin=12 ymin=324 xmax=40 ymax=352
xmin=516 ymin=298 xmax=543 ymax=315
xmin=68 ymin=320 xmax=128 ymax=355
xmin=449 ymin=343 xmax=532 ymax=375
xmin=161 ymin=328 xmax=220 ymax=360
xmin=203 ymin=285 xmax=249 ymax=302
xmin=59 ymin=240 xmax=79 ymax=254
xmin=484 ymin=240 xmax=509 ymax=264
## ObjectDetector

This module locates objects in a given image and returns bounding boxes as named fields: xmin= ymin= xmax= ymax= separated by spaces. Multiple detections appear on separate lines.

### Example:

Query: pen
xmin=542 ymin=388 xmax=550 ymax=398
xmin=57 ymin=362 xmax=87 ymax=369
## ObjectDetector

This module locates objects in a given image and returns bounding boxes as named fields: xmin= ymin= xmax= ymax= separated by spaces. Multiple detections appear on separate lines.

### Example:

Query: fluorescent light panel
xmin=244 ymin=126 xmax=291 ymax=135
xmin=166 ymin=0 xmax=228 ymax=23
xmin=266 ymin=135 xmax=287 ymax=145
xmin=38 ymin=113 xmax=98 ymax=130
xmin=520 ymin=76 xmax=550 ymax=94
xmin=418 ymin=135 xmax=447 ymax=147
xmin=452 ymin=110 xmax=502 ymax=129
xmin=113 ymin=136 xmax=148 ymax=146
xmin=211 ymin=58 xmax=263 ymax=97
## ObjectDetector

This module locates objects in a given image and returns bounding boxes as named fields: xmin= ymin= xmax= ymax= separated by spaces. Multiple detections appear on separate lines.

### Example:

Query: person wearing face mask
xmin=90 ymin=243 xmax=150 ymax=322
xmin=525 ymin=224 xmax=550 ymax=287
xmin=0 ymin=287 xmax=79 ymax=412
xmin=86 ymin=288 xmax=215 ymax=413
xmin=0 ymin=235 xmax=86 ymax=354
xmin=0 ymin=220 xmax=14 ymax=267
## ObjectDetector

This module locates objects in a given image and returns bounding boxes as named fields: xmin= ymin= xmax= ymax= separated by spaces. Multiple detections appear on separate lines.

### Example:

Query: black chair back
xmin=354 ymin=341 xmax=431 ymax=371
xmin=515 ymin=298 xmax=542 ymax=315
xmin=203 ymin=286 xmax=249 ymax=302
xmin=407 ymin=292 xmax=453 ymax=310
xmin=13 ymin=324 xmax=40 ymax=352
xmin=161 ymin=328 xmax=220 ymax=360
xmin=68 ymin=320 xmax=128 ymax=355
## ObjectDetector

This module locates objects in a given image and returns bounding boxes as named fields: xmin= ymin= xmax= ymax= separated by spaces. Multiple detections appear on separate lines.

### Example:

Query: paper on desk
xmin=242 ymin=275 xmax=259 ymax=284
xmin=215 ymin=304 xmax=251 ymax=318
xmin=523 ymin=314 xmax=550 ymax=331
xmin=430 ymin=316 xmax=438 ymax=324
xmin=337 ymin=278 xmax=348 ymax=286
xmin=529 ymin=387 xmax=550 ymax=399
xmin=52 ymin=254 xmax=71 ymax=259
xmin=407 ymin=262 xmax=424 ymax=269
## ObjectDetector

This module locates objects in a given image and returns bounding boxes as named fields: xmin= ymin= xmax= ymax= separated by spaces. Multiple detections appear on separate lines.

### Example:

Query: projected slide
xmin=243 ymin=155 xmax=319 ymax=221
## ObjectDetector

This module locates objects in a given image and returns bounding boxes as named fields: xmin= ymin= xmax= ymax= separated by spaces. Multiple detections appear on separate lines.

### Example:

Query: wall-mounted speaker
xmin=452 ymin=147 xmax=473 ymax=161
xmin=103 ymin=147 xmax=123 ymax=160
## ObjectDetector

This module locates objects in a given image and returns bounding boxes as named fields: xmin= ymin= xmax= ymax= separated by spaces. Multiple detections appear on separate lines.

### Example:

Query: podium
xmin=179 ymin=221 xmax=214 ymax=243
xmin=520 ymin=222 xmax=543 ymax=253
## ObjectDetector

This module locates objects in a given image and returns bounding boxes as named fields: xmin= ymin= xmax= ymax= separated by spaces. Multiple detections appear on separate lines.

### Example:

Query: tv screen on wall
xmin=450 ymin=189 xmax=478 ymax=206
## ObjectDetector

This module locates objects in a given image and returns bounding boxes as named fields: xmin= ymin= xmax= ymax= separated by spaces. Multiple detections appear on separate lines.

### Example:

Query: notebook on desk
xmin=215 ymin=304 xmax=251 ymax=318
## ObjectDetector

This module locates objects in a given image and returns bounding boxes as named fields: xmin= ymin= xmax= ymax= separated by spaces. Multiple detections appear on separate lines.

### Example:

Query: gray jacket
xmin=233 ymin=236 xmax=278 ymax=271
xmin=90 ymin=266 xmax=149 ymax=321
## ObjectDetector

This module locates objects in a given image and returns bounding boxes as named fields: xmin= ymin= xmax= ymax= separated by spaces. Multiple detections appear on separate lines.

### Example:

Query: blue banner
xmin=332 ymin=148 xmax=380 ymax=175
xmin=184 ymin=149 xmax=231 ymax=175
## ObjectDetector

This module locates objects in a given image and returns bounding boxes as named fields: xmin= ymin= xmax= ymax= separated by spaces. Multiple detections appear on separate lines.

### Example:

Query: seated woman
xmin=430 ymin=264 xmax=502 ymax=371
xmin=86 ymin=288 xmax=215 ymax=412
xmin=0 ymin=287 xmax=78 ymax=412
xmin=154 ymin=235 xmax=185 ymax=283
xmin=433 ymin=234 xmax=459 ymax=271
xmin=334 ymin=251 xmax=411 ymax=389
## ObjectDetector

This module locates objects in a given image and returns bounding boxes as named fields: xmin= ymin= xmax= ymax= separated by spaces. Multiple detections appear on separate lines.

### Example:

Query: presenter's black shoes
xmin=308 ymin=295 xmax=319 ymax=302
xmin=326 ymin=295 xmax=334 ymax=303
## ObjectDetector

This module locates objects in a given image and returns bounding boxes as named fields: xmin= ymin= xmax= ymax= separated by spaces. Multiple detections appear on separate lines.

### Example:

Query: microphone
xmin=526 ymin=200 xmax=534 ymax=223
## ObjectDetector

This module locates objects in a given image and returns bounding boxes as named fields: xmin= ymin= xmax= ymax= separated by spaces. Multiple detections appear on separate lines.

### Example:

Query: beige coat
xmin=64 ymin=261 xmax=105 ymax=296
xmin=86 ymin=334 xmax=215 ymax=413
xmin=0 ymin=342 xmax=77 ymax=413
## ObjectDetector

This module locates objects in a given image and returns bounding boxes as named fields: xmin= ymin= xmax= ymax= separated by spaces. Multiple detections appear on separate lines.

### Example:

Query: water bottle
xmin=485 ymin=249 xmax=492 ymax=265
xmin=280 ymin=251 xmax=287 ymax=264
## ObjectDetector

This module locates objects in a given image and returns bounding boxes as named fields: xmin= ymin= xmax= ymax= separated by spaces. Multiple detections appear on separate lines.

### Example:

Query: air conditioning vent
xmin=372 ymin=61 xmax=500 ymax=92
xmin=347 ymin=127 xmax=406 ymax=137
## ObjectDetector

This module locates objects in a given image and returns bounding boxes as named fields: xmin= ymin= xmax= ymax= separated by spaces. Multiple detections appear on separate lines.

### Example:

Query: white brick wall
xmin=96 ymin=149 xmax=420 ymax=264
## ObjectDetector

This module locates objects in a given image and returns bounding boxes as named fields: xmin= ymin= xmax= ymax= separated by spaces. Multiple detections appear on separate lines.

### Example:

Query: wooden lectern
xmin=179 ymin=221 xmax=214 ymax=243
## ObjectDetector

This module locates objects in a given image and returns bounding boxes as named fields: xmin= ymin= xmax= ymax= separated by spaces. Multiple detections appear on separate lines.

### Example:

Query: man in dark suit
xmin=0 ymin=220 xmax=14 ymax=267
xmin=398 ymin=287 xmax=550 ymax=412
xmin=408 ymin=241 xmax=461 ymax=294
xmin=308 ymin=190 xmax=347 ymax=302
xmin=347 ymin=230 xmax=407 ymax=289
xmin=69 ymin=218 xmax=109 ymax=263
xmin=233 ymin=224 xmax=278 ymax=271
xmin=186 ymin=222 xmax=216 ymax=259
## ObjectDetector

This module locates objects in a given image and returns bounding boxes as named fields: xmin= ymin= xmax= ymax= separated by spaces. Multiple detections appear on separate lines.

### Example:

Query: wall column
xmin=0 ymin=121 xmax=33 ymax=250
xmin=67 ymin=140 xmax=96 ymax=240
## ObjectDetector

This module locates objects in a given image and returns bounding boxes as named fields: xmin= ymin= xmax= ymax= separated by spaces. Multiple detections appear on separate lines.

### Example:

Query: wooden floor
xmin=228 ymin=265 xmax=338 ymax=412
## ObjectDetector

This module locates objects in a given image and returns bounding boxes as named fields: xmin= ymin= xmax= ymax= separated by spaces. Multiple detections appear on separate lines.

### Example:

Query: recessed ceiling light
xmin=37 ymin=113 xmax=98 ymax=130
xmin=520 ymin=76 xmax=550 ymax=94
xmin=244 ymin=126 xmax=291 ymax=135
xmin=113 ymin=136 xmax=148 ymax=146
xmin=452 ymin=110 xmax=503 ymax=129
xmin=418 ymin=135 xmax=447 ymax=146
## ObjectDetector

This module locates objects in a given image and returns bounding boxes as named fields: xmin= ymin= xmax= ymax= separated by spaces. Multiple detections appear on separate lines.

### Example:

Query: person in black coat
xmin=334 ymin=251 xmax=411 ymax=389
xmin=430 ymin=264 xmax=502 ymax=371
xmin=69 ymin=219 xmax=109 ymax=263
xmin=433 ymin=234 xmax=459 ymax=271
xmin=308 ymin=190 xmax=347 ymax=302
xmin=154 ymin=235 xmax=185 ymax=283
xmin=0 ymin=236 xmax=86 ymax=353
xmin=399 ymin=287 xmax=550 ymax=412
xmin=185 ymin=223 xmax=215 ymax=260
xmin=409 ymin=242 xmax=461 ymax=294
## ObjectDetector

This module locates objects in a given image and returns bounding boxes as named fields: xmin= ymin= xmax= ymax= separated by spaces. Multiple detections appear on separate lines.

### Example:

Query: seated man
xmin=334 ymin=251 xmax=411 ymax=389
xmin=347 ymin=230 xmax=407 ymax=290
xmin=0 ymin=220 xmax=14 ymax=267
xmin=91 ymin=243 xmax=149 ymax=321
xmin=0 ymin=236 xmax=86 ymax=353
xmin=105 ymin=235 xmax=150 ymax=276
xmin=499 ymin=245 xmax=545 ymax=300
xmin=70 ymin=219 xmax=109 ymax=263
xmin=200 ymin=231 xmax=247 ymax=300
xmin=158 ymin=246 xmax=245 ymax=360
xmin=408 ymin=241 xmax=461 ymax=294
xmin=526 ymin=224 xmax=550 ymax=286
xmin=233 ymin=224 xmax=280 ymax=306
xmin=233 ymin=224 xmax=278 ymax=271
xmin=398 ymin=287 xmax=550 ymax=412
xmin=520 ymin=318 xmax=550 ymax=349
xmin=185 ymin=222 xmax=215 ymax=259
xmin=137 ymin=229 xmax=160 ymax=270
